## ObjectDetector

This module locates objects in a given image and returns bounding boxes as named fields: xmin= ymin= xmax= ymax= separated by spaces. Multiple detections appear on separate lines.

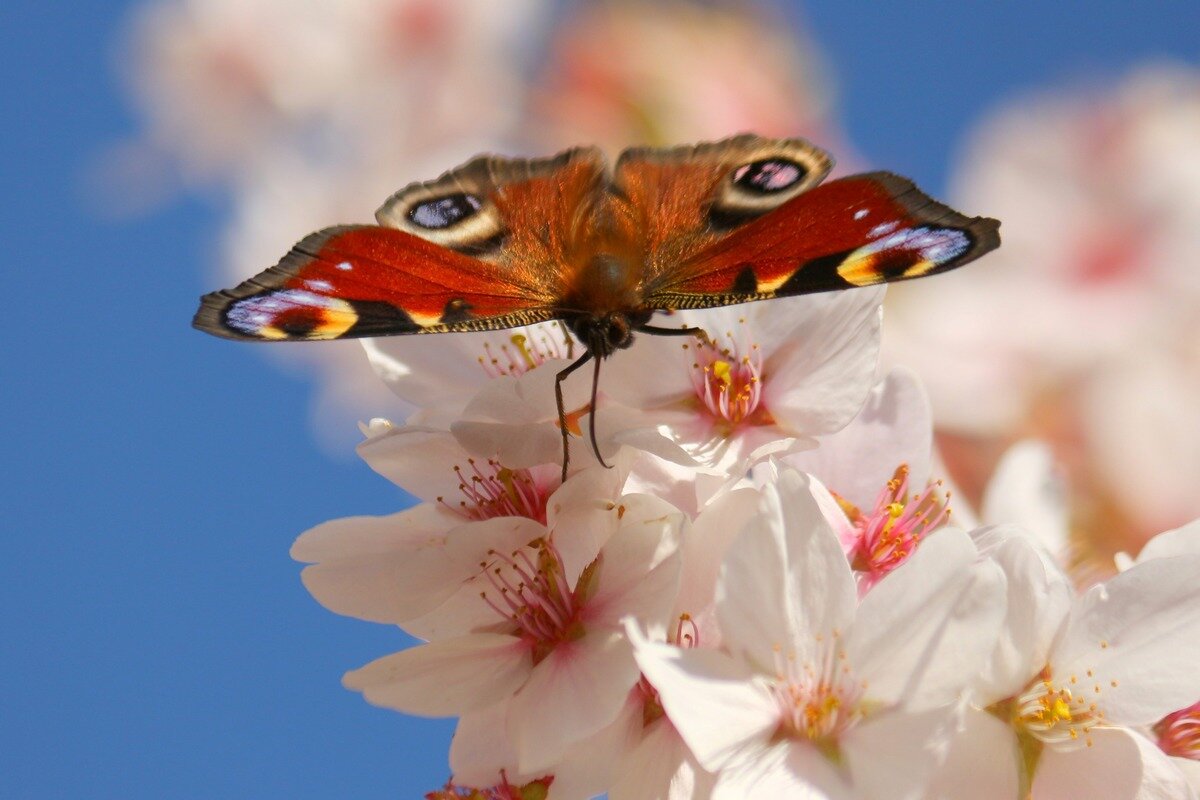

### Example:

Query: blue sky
xmin=2 ymin=1 xmax=1196 ymax=797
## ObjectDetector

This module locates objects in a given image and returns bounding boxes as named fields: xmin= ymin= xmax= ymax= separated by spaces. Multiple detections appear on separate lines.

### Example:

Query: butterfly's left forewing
xmin=645 ymin=171 xmax=1000 ymax=309
xmin=194 ymin=146 xmax=609 ymax=342
xmin=193 ymin=225 xmax=558 ymax=341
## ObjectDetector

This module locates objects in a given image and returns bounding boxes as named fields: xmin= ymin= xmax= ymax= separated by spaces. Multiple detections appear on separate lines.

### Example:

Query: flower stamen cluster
xmin=438 ymin=458 xmax=549 ymax=523
xmin=687 ymin=323 xmax=768 ymax=427
xmin=770 ymin=634 xmax=865 ymax=746
xmin=1011 ymin=668 xmax=1108 ymax=748
xmin=480 ymin=539 xmax=584 ymax=661
xmin=425 ymin=771 xmax=553 ymax=800
xmin=843 ymin=464 xmax=950 ymax=580
xmin=478 ymin=331 xmax=573 ymax=379
xmin=1155 ymin=700 xmax=1200 ymax=760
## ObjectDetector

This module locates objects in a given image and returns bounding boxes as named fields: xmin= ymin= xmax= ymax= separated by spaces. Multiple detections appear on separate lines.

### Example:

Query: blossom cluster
xmin=293 ymin=290 xmax=1200 ymax=799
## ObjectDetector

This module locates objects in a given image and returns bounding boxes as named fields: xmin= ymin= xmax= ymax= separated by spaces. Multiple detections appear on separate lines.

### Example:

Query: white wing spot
xmin=336 ymin=261 xmax=353 ymax=271
xmin=854 ymin=208 xmax=869 ymax=220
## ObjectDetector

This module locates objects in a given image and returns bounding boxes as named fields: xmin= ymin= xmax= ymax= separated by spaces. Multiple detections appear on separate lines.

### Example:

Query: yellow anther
xmin=711 ymin=360 xmax=732 ymax=386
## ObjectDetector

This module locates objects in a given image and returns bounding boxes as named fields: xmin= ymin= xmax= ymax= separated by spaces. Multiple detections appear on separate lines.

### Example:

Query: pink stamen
xmin=1156 ymin=700 xmax=1200 ymax=760
xmin=437 ymin=458 xmax=551 ymax=524
xmin=479 ymin=540 xmax=583 ymax=661
xmin=843 ymin=464 xmax=950 ymax=590
xmin=687 ymin=324 xmax=767 ymax=427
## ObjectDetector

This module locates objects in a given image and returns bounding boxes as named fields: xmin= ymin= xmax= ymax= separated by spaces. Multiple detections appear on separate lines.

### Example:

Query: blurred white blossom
xmin=885 ymin=64 xmax=1200 ymax=549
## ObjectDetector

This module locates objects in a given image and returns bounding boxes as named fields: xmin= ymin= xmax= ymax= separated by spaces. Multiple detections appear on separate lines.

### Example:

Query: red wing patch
xmin=193 ymin=225 xmax=557 ymax=341
xmin=645 ymin=172 xmax=1000 ymax=309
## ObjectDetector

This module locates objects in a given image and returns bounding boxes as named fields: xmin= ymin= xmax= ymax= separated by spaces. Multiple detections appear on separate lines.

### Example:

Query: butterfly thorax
xmin=561 ymin=251 xmax=652 ymax=358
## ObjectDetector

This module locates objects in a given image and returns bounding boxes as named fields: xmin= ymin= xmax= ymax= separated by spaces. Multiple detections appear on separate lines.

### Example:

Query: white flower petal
xmin=291 ymin=505 xmax=460 ymax=624
xmin=927 ymin=707 xmax=1020 ymax=800
xmin=363 ymin=321 xmax=574 ymax=408
xmin=603 ymin=328 xmax=698 ymax=410
xmin=585 ymin=494 xmax=683 ymax=630
xmin=609 ymin=717 xmax=715 ymax=800
xmin=675 ymin=485 xmax=763 ymax=644
xmin=452 ymin=418 xmax=566 ymax=470
xmin=719 ymin=470 xmax=856 ymax=671
xmin=850 ymin=529 xmax=1007 ymax=710
xmin=842 ymin=706 xmax=954 ymax=800
xmin=1052 ymin=554 xmax=1200 ymax=726
xmin=712 ymin=741 xmax=850 ymax=800
xmin=509 ymin=630 xmax=641 ymax=773
xmin=343 ymin=633 xmax=529 ymax=716
xmin=979 ymin=440 xmax=1070 ymax=559
xmin=545 ymin=466 xmax=631 ymax=585
xmin=355 ymin=425 xmax=471 ymax=500
xmin=1135 ymin=518 xmax=1200 ymax=564
xmin=449 ymin=700 xmax=520 ymax=788
xmin=760 ymin=287 xmax=884 ymax=437
xmin=786 ymin=366 xmax=933 ymax=511
xmin=1031 ymin=727 xmax=1144 ymax=800
xmin=629 ymin=629 xmax=777 ymax=773
xmin=1130 ymin=730 xmax=1200 ymax=800
xmin=974 ymin=535 xmax=1073 ymax=704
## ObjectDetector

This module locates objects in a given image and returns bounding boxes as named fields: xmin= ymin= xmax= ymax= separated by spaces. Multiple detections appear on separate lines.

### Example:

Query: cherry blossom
xmin=786 ymin=368 xmax=953 ymax=592
xmin=604 ymin=288 xmax=884 ymax=481
xmin=935 ymin=531 xmax=1200 ymax=799
xmin=631 ymin=468 xmax=1007 ymax=799
xmin=341 ymin=492 xmax=683 ymax=774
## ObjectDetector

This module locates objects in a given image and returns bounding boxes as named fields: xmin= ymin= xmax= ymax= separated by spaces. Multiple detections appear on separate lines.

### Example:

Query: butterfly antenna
xmin=555 ymin=350 xmax=593 ymax=483
xmin=588 ymin=350 xmax=611 ymax=470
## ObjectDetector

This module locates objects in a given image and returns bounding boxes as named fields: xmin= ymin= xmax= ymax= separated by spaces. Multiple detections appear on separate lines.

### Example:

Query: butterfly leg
xmin=638 ymin=324 xmax=713 ymax=347
xmin=586 ymin=351 xmax=611 ymax=472
xmin=555 ymin=351 xmax=593 ymax=483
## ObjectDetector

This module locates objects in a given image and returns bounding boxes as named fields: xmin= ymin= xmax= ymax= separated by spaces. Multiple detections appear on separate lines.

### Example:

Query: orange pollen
xmin=688 ymin=329 xmax=765 ymax=425
xmin=1155 ymin=701 xmax=1200 ymax=760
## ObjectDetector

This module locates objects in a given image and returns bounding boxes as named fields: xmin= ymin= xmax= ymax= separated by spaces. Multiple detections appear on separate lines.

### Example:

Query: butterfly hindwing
xmin=192 ymin=225 xmax=557 ymax=341
xmin=644 ymin=171 xmax=1001 ymax=309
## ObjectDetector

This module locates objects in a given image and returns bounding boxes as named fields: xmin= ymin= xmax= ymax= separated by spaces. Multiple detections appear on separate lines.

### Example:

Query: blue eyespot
xmin=732 ymin=159 xmax=805 ymax=193
xmin=409 ymin=193 xmax=482 ymax=229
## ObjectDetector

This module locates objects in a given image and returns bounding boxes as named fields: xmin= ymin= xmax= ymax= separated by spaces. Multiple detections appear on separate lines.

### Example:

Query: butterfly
xmin=194 ymin=134 xmax=1000 ymax=479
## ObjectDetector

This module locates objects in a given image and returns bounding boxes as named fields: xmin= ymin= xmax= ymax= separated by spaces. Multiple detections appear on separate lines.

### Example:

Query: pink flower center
xmin=480 ymin=539 xmax=588 ymax=664
xmin=477 ymin=328 xmax=574 ymax=379
xmin=1155 ymin=701 xmax=1200 ymax=760
xmin=425 ymin=771 xmax=553 ymax=800
xmin=687 ymin=324 xmax=768 ymax=427
xmin=842 ymin=465 xmax=950 ymax=588
xmin=770 ymin=634 xmax=865 ymax=748
xmin=438 ymin=458 xmax=552 ymax=524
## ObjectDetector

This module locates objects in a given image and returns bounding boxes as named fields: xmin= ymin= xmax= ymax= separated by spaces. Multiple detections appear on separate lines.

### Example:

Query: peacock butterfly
xmin=194 ymin=134 xmax=1000 ymax=477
